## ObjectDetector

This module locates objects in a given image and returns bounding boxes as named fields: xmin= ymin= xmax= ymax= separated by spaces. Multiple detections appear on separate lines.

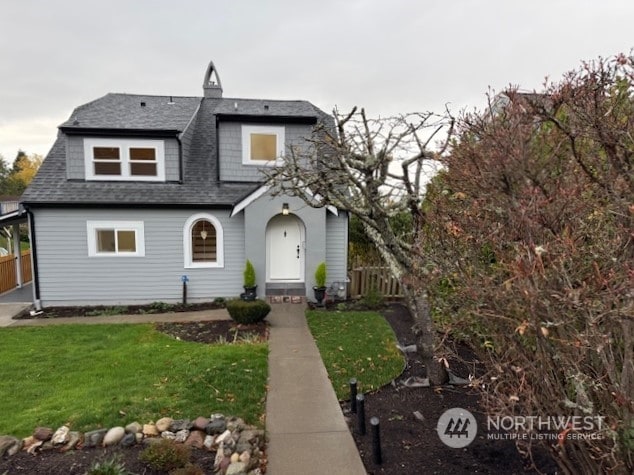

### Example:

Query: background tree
xmin=265 ymin=107 xmax=453 ymax=384
xmin=423 ymin=55 xmax=633 ymax=473
xmin=0 ymin=150 xmax=43 ymax=196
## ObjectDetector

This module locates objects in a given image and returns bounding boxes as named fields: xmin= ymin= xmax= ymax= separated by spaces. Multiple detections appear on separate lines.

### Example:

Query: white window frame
xmin=183 ymin=213 xmax=224 ymax=268
xmin=241 ymin=125 xmax=285 ymax=166
xmin=84 ymin=138 xmax=166 ymax=181
xmin=87 ymin=220 xmax=145 ymax=257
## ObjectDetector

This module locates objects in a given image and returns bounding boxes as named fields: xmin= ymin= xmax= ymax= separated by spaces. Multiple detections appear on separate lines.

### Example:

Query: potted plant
xmin=241 ymin=259 xmax=257 ymax=301
xmin=313 ymin=261 xmax=327 ymax=305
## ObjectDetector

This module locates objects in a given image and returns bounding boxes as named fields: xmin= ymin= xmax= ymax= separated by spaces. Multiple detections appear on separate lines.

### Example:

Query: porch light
xmin=282 ymin=203 xmax=289 ymax=215
xmin=200 ymin=229 xmax=208 ymax=240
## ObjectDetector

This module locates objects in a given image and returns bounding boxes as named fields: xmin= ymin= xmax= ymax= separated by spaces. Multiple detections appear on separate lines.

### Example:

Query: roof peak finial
xmin=203 ymin=61 xmax=223 ymax=98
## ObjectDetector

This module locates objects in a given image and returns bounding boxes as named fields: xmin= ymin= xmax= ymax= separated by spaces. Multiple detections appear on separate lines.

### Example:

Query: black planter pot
xmin=313 ymin=286 xmax=327 ymax=305
xmin=241 ymin=285 xmax=257 ymax=301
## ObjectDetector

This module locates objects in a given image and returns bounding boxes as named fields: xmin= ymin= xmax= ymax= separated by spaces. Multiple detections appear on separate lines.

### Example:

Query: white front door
xmin=266 ymin=214 xmax=304 ymax=281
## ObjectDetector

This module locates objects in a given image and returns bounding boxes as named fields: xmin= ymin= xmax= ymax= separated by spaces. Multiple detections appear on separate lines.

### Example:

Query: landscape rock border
xmin=0 ymin=414 xmax=266 ymax=475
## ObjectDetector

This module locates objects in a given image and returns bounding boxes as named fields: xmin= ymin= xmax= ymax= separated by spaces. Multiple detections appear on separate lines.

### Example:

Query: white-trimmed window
xmin=241 ymin=125 xmax=285 ymax=165
xmin=84 ymin=138 xmax=165 ymax=181
xmin=87 ymin=221 xmax=145 ymax=257
xmin=183 ymin=213 xmax=224 ymax=268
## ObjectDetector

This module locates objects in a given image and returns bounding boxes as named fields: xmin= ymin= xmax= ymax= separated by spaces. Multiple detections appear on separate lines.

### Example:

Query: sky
xmin=0 ymin=0 xmax=632 ymax=164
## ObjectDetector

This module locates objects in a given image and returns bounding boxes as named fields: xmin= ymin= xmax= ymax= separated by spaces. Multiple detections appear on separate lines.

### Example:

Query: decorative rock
xmin=51 ymin=425 xmax=70 ymax=445
xmin=175 ymin=429 xmax=189 ymax=443
xmin=84 ymin=429 xmax=108 ymax=448
xmin=235 ymin=440 xmax=252 ymax=454
xmin=193 ymin=416 xmax=209 ymax=431
xmin=155 ymin=417 xmax=173 ymax=432
xmin=205 ymin=418 xmax=227 ymax=435
xmin=33 ymin=427 xmax=54 ymax=441
xmin=226 ymin=461 xmax=247 ymax=475
xmin=214 ymin=441 xmax=225 ymax=471
xmin=103 ymin=427 xmax=125 ymax=446
xmin=169 ymin=419 xmax=193 ymax=432
xmin=219 ymin=456 xmax=232 ymax=473
xmin=161 ymin=431 xmax=176 ymax=440
xmin=125 ymin=421 xmax=142 ymax=434
xmin=39 ymin=440 xmax=57 ymax=452
xmin=185 ymin=430 xmax=205 ymax=449
xmin=231 ymin=452 xmax=240 ymax=463
xmin=0 ymin=436 xmax=22 ymax=457
xmin=226 ymin=417 xmax=245 ymax=432
xmin=215 ymin=429 xmax=232 ymax=445
xmin=143 ymin=423 xmax=159 ymax=437
xmin=60 ymin=432 xmax=82 ymax=452
xmin=21 ymin=436 xmax=37 ymax=451
xmin=120 ymin=432 xmax=136 ymax=447
xmin=26 ymin=440 xmax=43 ymax=454
xmin=239 ymin=450 xmax=251 ymax=465
xmin=203 ymin=434 xmax=215 ymax=450
xmin=135 ymin=432 xmax=144 ymax=443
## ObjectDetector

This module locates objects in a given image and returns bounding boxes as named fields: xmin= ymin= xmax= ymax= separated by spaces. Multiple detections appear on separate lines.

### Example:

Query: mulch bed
xmin=342 ymin=303 xmax=558 ymax=475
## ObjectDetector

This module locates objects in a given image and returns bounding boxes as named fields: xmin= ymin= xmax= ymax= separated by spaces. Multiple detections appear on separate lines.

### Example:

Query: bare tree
xmin=264 ymin=107 xmax=453 ymax=384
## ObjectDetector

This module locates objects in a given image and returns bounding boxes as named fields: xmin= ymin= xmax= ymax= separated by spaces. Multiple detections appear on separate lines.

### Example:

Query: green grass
xmin=0 ymin=324 xmax=267 ymax=437
xmin=306 ymin=310 xmax=404 ymax=399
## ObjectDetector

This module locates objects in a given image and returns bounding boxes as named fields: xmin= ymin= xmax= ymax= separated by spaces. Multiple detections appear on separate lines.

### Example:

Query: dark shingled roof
xmin=22 ymin=93 xmax=329 ymax=207
xmin=59 ymin=93 xmax=202 ymax=132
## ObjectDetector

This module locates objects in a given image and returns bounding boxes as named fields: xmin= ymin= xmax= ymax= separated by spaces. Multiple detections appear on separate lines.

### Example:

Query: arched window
xmin=183 ymin=213 xmax=224 ymax=268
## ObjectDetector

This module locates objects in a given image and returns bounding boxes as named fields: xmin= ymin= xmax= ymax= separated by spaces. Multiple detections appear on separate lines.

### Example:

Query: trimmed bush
xmin=226 ymin=298 xmax=271 ymax=324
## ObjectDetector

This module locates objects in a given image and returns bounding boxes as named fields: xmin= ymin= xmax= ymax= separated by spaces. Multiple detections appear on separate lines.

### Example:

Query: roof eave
xmin=59 ymin=127 xmax=181 ymax=138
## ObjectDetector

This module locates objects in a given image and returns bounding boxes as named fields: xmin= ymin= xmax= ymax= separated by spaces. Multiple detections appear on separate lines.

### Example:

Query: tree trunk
xmin=403 ymin=282 xmax=448 ymax=385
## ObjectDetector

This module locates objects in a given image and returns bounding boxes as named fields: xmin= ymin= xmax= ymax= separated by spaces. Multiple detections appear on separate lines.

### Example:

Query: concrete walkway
xmin=0 ymin=301 xmax=367 ymax=474
xmin=266 ymin=303 xmax=366 ymax=474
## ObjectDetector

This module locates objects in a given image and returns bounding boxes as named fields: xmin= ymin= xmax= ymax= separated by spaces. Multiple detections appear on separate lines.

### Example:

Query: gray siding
xmin=326 ymin=212 xmax=349 ymax=286
xmin=219 ymin=123 xmax=312 ymax=182
xmin=33 ymin=208 xmax=244 ymax=306
xmin=66 ymin=136 xmax=84 ymax=179
xmin=242 ymin=190 xmax=348 ymax=298
xmin=65 ymin=137 xmax=180 ymax=182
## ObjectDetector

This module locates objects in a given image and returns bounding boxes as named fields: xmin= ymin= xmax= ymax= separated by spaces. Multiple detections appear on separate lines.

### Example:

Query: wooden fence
xmin=0 ymin=250 xmax=32 ymax=294
xmin=348 ymin=264 xmax=404 ymax=299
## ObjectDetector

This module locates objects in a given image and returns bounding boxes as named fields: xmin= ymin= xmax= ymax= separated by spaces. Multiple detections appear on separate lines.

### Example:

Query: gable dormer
xmin=59 ymin=94 xmax=201 ymax=183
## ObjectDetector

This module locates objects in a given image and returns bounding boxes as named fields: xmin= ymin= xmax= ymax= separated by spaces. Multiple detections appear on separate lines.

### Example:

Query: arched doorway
xmin=266 ymin=214 xmax=305 ymax=282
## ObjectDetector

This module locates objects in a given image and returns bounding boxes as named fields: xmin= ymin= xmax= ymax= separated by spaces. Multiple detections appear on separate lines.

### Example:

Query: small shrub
xmin=139 ymin=438 xmax=191 ymax=472
xmin=314 ymin=262 xmax=327 ymax=288
xmin=243 ymin=260 xmax=256 ymax=287
xmin=149 ymin=301 xmax=174 ymax=313
xmin=360 ymin=287 xmax=384 ymax=309
xmin=86 ymin=306 xmax=128 ymax=317
xmin=87 ymin=455 xmax=130 ymax=475
xmin=170 ymin=463 xmax=205 ymax=475
xmin=226 ymin=299 xmax=271 ymax=324
xmin=213 ymin=296 xmax=226 ymax=306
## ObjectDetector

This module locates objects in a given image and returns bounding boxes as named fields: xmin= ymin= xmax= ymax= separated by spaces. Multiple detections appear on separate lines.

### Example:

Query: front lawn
xmin=0 ymin=324 xmax=267 ymax=437
xmin=306 ymin=310 xmax=404 ymax=399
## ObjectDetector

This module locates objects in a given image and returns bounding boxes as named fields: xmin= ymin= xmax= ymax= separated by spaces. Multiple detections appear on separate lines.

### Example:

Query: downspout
xmin=25 ymin=206 xmax=41 ymax=310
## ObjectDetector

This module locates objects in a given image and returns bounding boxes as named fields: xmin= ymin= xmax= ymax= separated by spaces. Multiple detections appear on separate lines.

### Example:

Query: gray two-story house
xmin=17 ymin=62 xmax=348 ymax=307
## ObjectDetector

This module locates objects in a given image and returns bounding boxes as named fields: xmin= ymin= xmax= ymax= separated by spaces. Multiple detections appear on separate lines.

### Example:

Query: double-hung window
xmin=87 ymin=221 xmax=145 ymax=257
xmin=84 ymin=139 xmax=165 ymax=181
xmin=241 ymin=125 xmax=285 ymax=165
